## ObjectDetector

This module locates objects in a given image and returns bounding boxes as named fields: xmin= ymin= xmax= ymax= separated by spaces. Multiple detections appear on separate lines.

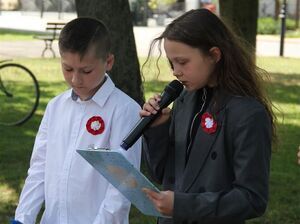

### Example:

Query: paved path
xmin=1 ymin=31 xmax=300 ymax=59
xmin=0 ymin=12 xmax=299 ymax=58
xmin=0 ymin=27 xmax=166 ymax=58
xmin=256 ymin=35 xmax=300 ymax=58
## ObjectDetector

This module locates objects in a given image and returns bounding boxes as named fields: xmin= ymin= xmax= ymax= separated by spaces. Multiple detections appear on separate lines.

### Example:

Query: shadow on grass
xmin=248 ymin=124 xmax=300 ymax=224
xmin=267 ymin=73 xmax=300 ymax=105
xmin=0 ymin=80 xmax=65 ymax=222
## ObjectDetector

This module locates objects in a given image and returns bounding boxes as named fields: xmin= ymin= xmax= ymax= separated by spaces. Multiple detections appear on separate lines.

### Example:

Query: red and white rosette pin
xmin=86 ymin=116 xmax=105 ymax=135
xmin=201 ymin=112 xmax=217 ymax=134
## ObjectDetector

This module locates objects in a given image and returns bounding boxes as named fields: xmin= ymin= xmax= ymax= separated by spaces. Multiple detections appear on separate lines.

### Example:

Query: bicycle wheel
xmin=0 ymin=63 xmax=40 ymax=126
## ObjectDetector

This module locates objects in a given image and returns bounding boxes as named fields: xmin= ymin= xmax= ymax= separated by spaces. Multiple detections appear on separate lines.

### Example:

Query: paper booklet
xmin=77 ymin=148 xmax=168 ymax=218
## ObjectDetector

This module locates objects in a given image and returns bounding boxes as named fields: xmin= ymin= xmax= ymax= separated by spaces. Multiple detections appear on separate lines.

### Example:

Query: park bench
xmin=34 ymin=21 xmax=66 ymax=58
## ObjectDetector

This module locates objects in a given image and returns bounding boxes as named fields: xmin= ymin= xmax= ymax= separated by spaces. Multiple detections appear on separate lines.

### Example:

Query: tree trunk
xmin=75 ymin=0 xmax=144 ymax=105
xmin=219 ymin=0 xmax=258 ymax=50
xmin=296 ymin=0 xmax=299 ymax=28
xmin=275 ymin=0 xmax=280 ymax=20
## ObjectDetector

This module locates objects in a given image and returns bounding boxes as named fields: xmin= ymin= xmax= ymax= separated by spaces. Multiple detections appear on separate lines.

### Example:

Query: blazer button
xmin=211 ymin=151 xmax=217 ymax=160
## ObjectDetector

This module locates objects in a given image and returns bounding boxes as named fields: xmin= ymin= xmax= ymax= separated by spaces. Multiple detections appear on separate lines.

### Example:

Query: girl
xmin=141 ymin=9 xmax=276 ymax=224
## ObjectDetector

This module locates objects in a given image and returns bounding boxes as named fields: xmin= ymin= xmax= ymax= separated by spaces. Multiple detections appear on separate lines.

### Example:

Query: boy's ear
xmin=209 ymin=47 xmax=221 ymax=63
xmin=105 ymin=54 xmax=114 ymax=71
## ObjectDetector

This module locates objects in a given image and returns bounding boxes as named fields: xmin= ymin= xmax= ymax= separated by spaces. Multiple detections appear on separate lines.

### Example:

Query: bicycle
xmin=0 ymin=60 xmax=40 ymax=126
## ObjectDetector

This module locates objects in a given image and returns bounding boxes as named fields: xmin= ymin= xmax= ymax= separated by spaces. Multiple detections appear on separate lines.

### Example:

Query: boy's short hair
xmin=59 ymin=17 xmax=111 ymax=59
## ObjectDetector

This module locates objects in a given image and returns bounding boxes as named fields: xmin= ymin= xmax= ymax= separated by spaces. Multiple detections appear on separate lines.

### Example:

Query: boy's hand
xmin=139 ymin=94 xmax=171 ymax=127
xmin=142 ymin=188 xmax=174 ymax=216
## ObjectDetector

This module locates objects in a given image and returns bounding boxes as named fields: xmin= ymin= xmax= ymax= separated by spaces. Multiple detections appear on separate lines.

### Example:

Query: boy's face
xmin=60 ymin=49 xmax=114 ymax=100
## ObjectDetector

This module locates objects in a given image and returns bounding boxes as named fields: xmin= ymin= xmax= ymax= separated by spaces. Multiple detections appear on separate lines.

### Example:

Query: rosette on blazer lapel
xmin=173 ymin=89 xmax=231 ymax=192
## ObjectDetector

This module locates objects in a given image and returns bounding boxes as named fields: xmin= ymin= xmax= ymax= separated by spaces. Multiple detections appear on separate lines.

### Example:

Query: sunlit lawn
xmin=0 ymin=29 xmax=44 ymax=41
xmin=0 ymin=56 xmax=299 ymax=223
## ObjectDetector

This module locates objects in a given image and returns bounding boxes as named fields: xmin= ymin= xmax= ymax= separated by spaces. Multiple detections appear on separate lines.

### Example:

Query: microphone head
xmin=164 ymin=80 xmax=184 ymax=100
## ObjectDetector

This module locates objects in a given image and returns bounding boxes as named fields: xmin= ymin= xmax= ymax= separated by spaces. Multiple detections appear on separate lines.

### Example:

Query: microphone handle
xmin=121 ymin=92 xmax=172 ymax=150
xmin=120 ymin=113 xmax=160 ymax=150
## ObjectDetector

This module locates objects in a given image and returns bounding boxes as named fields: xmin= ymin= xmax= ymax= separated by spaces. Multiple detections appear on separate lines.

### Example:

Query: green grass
xmin=0 ymin=29 xmax=45 ymax=41
xmin=0 ymin=57 xmax=299 ymax=223
xmin=251 ymin=57 xmax=300 ymax=224
xmin=286 ymin=28 xmax=300 ymax=38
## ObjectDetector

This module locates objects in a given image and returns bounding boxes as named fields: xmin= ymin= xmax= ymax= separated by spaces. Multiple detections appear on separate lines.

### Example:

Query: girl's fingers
xmin=142 ymin=188 xmax=161 ymax=200
xmin=139 ymin=110 xmax=151 ymax=117
xmin=148 ymin=97 xmax=160 ymax=111
xmin=139 ymin=94 xmax=170 ymax=126
xmin=153 ymin=94 xmax=161 ymax=102
xmin=140 ymin=94 xmax=162 ymax=116
xmin=144 ymin=100 xmax=158 ymax=113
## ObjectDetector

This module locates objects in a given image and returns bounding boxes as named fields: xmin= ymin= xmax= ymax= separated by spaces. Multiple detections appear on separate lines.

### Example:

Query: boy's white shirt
xmin=15 ymin=74 xmax=142 ymax=224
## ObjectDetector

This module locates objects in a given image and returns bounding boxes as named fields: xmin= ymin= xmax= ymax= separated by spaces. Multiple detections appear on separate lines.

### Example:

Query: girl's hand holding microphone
xmin=140 ymin=94 xmax=171 ymax=127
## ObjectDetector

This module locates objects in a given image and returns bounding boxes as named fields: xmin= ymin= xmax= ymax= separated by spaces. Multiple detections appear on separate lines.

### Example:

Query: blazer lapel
xmin=174 ymin=90 xmax=197 ymax=188
xmin=180 ymin=89 xmax=230 ymax=192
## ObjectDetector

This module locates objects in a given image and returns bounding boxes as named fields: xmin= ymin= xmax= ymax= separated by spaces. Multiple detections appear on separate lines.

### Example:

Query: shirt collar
xmin=64 ymin=73 xmax=115 ymax=107
xmin=92 ymin=74 xmax=115 ymax=107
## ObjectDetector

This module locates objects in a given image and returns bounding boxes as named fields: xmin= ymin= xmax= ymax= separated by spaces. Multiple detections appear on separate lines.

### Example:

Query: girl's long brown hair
xmin=143 ymin=9 xmax=277 ymax=143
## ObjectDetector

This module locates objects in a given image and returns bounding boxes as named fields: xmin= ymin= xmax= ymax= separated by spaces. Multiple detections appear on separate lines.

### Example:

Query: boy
xmin=12 ymin=17 xmax=141 ymax=224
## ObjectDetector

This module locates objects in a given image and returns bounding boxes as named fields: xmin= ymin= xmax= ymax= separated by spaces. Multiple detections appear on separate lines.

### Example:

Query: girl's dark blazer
xmin=143 ymin=89 xmax=272 ymax=224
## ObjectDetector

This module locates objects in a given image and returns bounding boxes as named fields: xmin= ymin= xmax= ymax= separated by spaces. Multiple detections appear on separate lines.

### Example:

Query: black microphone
xmin=121 ymin=80 xmax=183 ymax=150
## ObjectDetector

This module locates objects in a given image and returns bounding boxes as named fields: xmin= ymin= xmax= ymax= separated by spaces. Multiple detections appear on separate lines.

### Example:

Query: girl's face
xmin=164 ymin=38 xmax=218 ymax=91
xmin=60 ymin=49 xmax=114 ymax=100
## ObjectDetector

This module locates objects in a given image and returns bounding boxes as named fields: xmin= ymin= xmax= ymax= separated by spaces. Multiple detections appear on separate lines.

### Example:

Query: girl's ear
xmin=105 ymin=53 xmax=114 ymax=71
xmin=209 ymin=47 xmax=221 ymax=63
